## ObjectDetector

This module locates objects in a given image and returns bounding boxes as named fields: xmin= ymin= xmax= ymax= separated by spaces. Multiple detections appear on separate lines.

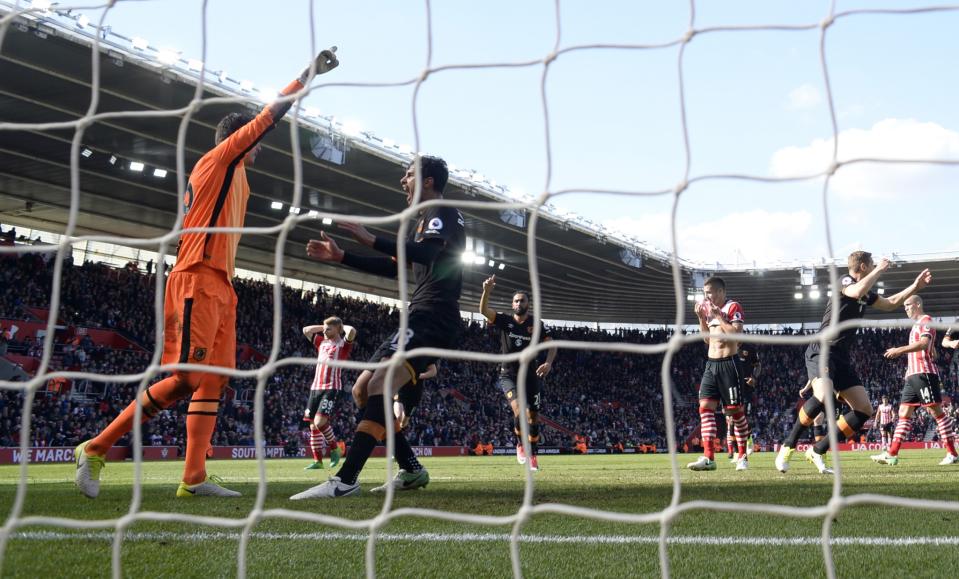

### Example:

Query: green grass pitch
xmin=2 ymin=451 xmax=959 ymax=578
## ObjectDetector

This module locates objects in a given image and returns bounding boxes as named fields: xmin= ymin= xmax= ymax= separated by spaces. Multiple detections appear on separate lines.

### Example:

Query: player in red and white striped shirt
xmin=872 ymin=296 xmax=958 ymax=466
xmin=302 ymin=317 xmax=356 ymax=470
xmin=687 ymin=276 xmax=752 ymax=472
xmin=874 ymin=396 xmax=896 ymax=450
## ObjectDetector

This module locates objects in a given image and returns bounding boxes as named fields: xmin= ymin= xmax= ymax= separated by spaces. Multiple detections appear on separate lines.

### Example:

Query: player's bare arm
xmin=302 ymin=324 xmax=324 ymax=339
xmin=873 ymin=268 xmax=933 ymax=312
xmin=418 ymin=363 xmax=438 ymax=381
xmin=536 ymin=336 xmax=557 ymax=378
xmin=343 ymin=324 xmax=357 ymax=342
xmin=942 ymin=334 xmax=959 ymax=349
xmin=884 ymin=335 xmax=930 ymax=359
xmin=479 ymin=275 xmax=497 ymax=323
xmin=695 ymin=301 xmax=710 ymax=343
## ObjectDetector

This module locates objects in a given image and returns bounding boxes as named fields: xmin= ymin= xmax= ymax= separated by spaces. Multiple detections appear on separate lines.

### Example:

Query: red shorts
xmin=162 ymin=264 xmax=236 ymax=369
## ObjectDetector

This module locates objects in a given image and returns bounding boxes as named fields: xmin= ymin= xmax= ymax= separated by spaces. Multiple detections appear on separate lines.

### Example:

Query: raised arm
xmin=342 ymin=324 xmax=357 ymax=343
xmin=302 ymin=325 xmax=324 ymax=340
xmin=479 ymin=275 xmax=498 ymax=323
xmin=212 ymin=48 xmax=339 ymax=164
xmin=872 ymin=268 xmax=933 ymax=312
xmin=842 ymin=258 xmax=890 ymax=301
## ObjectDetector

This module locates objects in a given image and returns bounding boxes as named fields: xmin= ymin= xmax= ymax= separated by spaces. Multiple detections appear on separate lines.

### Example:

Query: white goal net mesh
xmin=2 ymin=1 xmax=959 ymax=578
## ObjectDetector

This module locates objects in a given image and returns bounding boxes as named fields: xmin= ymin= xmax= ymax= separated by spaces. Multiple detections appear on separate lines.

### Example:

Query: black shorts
xmin=394 ymin=381 xmax=424 ymax=414
xmin=901 ymin=373 xmax=942 ymax=406
xmin=699 ymin=356 xmax=745 ymax=407
xmin=805 ymin=344 xmax=861 ymax=391
xmin=303 ymin=389 xmax=344 ymax=421
xmin=881 ymin=421 xmax=894 ymax=434
xmin=498 ymin=373 xmax=541 ymax=412
xmin=369 ymin=310 xmax=460 ymax=381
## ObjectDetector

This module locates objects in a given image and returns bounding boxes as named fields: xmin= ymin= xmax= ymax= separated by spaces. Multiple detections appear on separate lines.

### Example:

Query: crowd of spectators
xmin=2 ymin=251 xmax=958 ymax=455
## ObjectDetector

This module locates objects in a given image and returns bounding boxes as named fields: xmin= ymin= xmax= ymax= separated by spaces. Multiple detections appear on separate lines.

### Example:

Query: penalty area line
xmin=9 ymin=531 xmax=959 ymax=547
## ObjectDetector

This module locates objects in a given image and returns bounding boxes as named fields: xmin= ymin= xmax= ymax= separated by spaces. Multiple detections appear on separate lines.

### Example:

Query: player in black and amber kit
xmin=480 ymin=276 xmax=556 ymax=471
xmin=293 ymin=155 xmax=465 ymax=499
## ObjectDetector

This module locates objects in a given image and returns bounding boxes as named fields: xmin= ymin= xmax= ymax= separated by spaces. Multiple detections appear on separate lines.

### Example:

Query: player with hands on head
xmin=74 ymin=46 xmax=340 ymax=500
xmin=301 ymin=317 xmax=356 ymax=470
xmin=480 ymin=274 xmax=557 ymax=470
xmin=873 ymin=395 xmax=896 ymax=452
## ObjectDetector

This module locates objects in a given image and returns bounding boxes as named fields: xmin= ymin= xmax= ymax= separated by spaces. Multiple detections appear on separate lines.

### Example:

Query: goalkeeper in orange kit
xmin=74 ymin=47 xmax=340 ymax=499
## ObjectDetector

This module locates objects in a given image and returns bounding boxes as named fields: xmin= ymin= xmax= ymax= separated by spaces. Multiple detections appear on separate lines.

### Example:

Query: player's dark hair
xmin=847 ymin=250 xmax=872 ymax=272
xmin=513 ymin=290 xmax=531 ymax=302
xmin=703 ymin=276 xmax=725 ymax=290
xmin=412 ymin=155 xmax=449 ymax=194
xmin=215 ymin=112 xmax=255 ymax=145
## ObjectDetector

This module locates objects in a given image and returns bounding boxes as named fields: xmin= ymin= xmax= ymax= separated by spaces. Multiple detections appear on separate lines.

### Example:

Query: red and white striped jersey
xmin=707 ymin=300 xmax=744 ymax=328
xmin=877 ymin=403 xmax=895 ymax=425
xmin=906 ymin=314 xmax=937 ymax=377
xmin=310 ymin=335 xmax=353 ymax=391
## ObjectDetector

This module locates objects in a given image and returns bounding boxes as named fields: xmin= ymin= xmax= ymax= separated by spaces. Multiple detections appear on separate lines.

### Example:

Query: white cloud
xmin=785 ymin=83 xmax=822 ymax=110
xmin=606 ymin=209 xmax=817 ymax=265
xmin=769 ymin=118 xmax=959 ymax=200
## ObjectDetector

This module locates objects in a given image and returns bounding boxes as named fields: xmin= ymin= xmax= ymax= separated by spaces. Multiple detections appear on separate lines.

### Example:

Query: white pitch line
xmin=9 ymin=531 xmax=959 ymax=547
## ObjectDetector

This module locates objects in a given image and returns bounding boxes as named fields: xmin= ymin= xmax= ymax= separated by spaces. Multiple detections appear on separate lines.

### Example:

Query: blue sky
xmin=73 ymin=0 xmax=959 ymax=266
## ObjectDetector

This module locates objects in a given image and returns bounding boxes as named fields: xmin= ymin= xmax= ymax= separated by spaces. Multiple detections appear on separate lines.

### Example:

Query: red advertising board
xmin=208 ymin=446 xmax=290 ymax=460
xmin=790 ymin=441 xmax=952 ymax=453
xmin=206 ymin=446 xmax=470 ymax=459
xmin=0 ymin=446 xmax=178 ymax=464
xmin=370 ymin=446 xmax=469 ymax=458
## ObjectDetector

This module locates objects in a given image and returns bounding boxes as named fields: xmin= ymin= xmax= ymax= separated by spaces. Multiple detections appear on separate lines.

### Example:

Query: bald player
xmin=871 ymin=295 xmax=958 ymax=466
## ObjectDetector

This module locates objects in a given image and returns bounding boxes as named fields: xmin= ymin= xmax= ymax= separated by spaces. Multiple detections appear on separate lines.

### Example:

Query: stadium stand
xmin=1 ymin=251 xmax=955 ymax=454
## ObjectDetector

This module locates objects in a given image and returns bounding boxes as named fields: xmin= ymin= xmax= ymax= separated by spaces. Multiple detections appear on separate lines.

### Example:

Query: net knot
xmin=682 ymin=29 xmax=696 ymax=44
xmin=673 ymin=180 xmax=688 ymax=195
xmin=821 ymin=15 xmax=835 ymax=29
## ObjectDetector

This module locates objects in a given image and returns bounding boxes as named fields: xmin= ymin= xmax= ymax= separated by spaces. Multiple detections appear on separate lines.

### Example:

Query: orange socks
xmin=86 ymin=375 xmax=189 ymax=456
xmin=181 ymin=377 xmax=223 ymax=485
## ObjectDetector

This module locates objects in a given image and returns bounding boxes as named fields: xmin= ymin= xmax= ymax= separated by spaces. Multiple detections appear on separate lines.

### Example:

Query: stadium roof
xmin=3 ymin=6 xmax=959 ymax=325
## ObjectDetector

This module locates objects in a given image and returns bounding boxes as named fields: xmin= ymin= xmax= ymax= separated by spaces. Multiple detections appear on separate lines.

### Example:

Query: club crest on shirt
xmin=427 ymin=217 xmax=443 ymax=231
xmin=193 ymin=348 xmax=207 ymax=361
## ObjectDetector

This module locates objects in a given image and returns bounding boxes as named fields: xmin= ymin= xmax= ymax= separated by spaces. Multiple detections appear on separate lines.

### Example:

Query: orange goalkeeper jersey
xmin=174 ymin=80 xmax=303 ymax=278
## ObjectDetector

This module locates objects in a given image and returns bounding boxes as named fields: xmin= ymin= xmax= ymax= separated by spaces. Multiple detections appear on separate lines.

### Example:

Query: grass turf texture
xmin=2 ymin=451 xmax=959 ymax=578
